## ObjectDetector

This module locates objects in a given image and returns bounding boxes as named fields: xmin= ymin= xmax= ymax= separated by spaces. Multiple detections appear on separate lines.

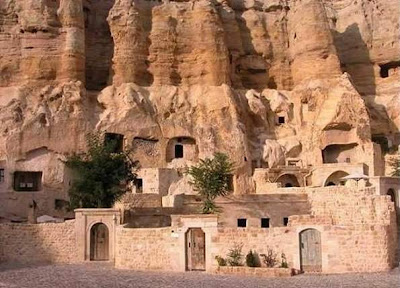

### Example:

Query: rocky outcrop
xmin=0 ymin=0 xmax=398 ymax=219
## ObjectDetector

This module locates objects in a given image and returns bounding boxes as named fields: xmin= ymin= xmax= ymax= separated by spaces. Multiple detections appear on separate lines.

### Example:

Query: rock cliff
xmin=0 ymin=0 xmax=398 ymax=219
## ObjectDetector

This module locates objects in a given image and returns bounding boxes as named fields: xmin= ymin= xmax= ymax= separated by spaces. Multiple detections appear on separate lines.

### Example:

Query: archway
xmin=324 ymin=171 xmax=349 ymax=186
xmin=185 ymin=228 xmax=205 ymax=271
xmin=90 ymin=223 xmax=109 ymax=261
xmin=299 ymin=229 xmax=322 ymax=272
xmin=276 ymin=174 xmax=300 ymax=187
xmin=387 ymin=188 xmax=396 ymax=203
xmin=387 ymin=188 xmax=397 ymax=214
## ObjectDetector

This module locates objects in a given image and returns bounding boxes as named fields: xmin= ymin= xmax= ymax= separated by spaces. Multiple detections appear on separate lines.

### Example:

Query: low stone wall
xmin=323 ymin=225 xmax=397 ymax=273
xmin=214 ymin=266 xmax=294 ymax=277
xmin=0 ymin=220 xmax=78 ymax=264
xmin=210 ymin=227 xmax=297 ymax=269
xmin=115 ymin=226 xmax=179 ymax=271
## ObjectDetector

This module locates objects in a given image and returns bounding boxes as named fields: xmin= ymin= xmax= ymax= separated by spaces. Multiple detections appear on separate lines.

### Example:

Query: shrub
xmin=246 ymin=250 xmax=260 ymax=267
xmin=260 ymin=248 xmax=278 ymax=268
xmin=280 ymin=253 xmax=288 ymax=268
xmin=227 ymin=243 xmax=243 ymax=266
xmin=215 ymin=255 xmax=227 ymax=267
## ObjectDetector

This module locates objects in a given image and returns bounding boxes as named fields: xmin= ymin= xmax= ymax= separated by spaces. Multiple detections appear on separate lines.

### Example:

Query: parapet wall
xmin=306 ymin=187 xmax=394 ymax=225
xmin=0 ymin=220 xmax=78 ymax=264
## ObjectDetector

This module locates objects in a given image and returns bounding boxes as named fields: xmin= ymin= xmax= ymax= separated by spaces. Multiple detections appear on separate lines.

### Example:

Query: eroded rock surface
xmin=0 ymin=0 xmax=398 ymax=219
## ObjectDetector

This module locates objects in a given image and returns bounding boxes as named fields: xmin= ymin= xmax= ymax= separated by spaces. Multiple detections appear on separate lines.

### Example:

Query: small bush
xmin=246 ymin=250 xmax=260 ymax=267
xmin=260 ymin=248 xmax=278 ymax=268
xmin=215 ymin=255 xmax=227 ymax=266
xmin=227 ymin=243 xmax=243 ymax=266
xmin=280 ymin=253 xmax=288 ymax=268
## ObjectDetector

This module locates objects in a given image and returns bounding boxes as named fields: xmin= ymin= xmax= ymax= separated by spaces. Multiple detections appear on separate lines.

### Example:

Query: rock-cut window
xmin=0 ymin=168 xmax=4 ymax=183
xmin=14 ymin=171 xmax=42 ymax=192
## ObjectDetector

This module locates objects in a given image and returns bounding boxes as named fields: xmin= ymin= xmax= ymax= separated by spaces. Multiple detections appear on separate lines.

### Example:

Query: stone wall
xmin=114 ymin=187 xmax=398 ymax=274
xmin=306 ymin=187 xmax=393 ymax=225
xmin=114 ymin=222 xmax=397 ymax=274
xmin=0 ymin=220 xmax=78 ymax=264
xmin=115 ymin=226 xmax=179 ymax=271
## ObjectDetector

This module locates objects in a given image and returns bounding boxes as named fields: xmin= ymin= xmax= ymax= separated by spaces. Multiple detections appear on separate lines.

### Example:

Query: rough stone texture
xmin=0 ymin=220 xmax=77 ymax=264
xmin=0 ymin=0 xmax=399 ymax=221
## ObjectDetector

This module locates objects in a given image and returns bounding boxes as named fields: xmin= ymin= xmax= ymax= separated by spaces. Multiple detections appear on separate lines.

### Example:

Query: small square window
xmin=283 ymin=217 xmax=289 ymax=226
xmin=14 ymin=171 xmax=42 ymax=192
xmin=237 ymin=218 xmax=247 ymax=228
xmin=278 ymin=116 xmax=285 ymax=124
xmin=261 ymin=218 xmax=270 ymax=228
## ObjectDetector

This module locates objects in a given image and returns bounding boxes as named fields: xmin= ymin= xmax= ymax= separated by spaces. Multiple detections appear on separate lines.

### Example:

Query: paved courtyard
xmin=0 ymin=264 xmax=399 ymax=288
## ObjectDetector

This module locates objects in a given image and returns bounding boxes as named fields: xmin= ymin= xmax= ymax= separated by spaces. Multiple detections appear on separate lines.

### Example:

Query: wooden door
xmin=300 ymin=229 xmax=322 ymax=272
xmin=90 ymin=223 xmax=109 ymax=261
xmin=186 ymin=228 xmax=205 ymax=271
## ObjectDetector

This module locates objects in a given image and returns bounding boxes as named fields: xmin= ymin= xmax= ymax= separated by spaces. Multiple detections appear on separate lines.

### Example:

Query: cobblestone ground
xmin=0 ymin=264 xmax=399 ymax=288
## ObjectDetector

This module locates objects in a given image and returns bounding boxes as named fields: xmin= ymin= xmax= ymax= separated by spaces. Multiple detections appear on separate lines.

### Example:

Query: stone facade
xmin=0 ymin=185 xmax=397 ymax=274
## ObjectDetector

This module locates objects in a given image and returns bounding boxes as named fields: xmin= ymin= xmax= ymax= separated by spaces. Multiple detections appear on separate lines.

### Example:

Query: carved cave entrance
xmin=300 ymin=228 xmax=322 ymax=272
xmin=324 ymin=171 xmax=349 ymax=186
xmin=90 ymin=223 xmax=109 ymax=261
xmin=186 ymin=228 xmax=206 ymax=271
xmin=276 ymin=174 xmax=300 ymax=187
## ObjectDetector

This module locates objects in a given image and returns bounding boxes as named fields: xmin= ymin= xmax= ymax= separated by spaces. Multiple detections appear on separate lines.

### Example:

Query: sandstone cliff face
xmin=0 ymin=0 xmax=398 ymax=219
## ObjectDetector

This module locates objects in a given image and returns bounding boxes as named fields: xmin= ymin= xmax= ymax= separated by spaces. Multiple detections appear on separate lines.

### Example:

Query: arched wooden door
xmin=90 ymin=223 xmax=109 ymax=261
xmin=300 ymin=229 xmax=322 ymax=272
xmin=186 ymin=228 xmax=205 ymax=271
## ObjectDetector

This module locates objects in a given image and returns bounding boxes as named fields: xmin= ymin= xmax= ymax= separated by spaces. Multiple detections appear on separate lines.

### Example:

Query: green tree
xmin=187 ymin=152 xmax=234 ymax=214
xmin=388 ymin=155 xmax=400 ymax=177
xmin=65 ymin=132 xmax=138 ymax=209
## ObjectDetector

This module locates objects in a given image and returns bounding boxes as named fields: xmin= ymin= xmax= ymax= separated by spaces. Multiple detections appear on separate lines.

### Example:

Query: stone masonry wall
xmin=302 ymin=187 xmax=393 ymax=225
xmin=114 ymin=187 xmax=398 ymax=273
xmin=0 ymin=220 xmax=78 ymax=264
xmin=210 ymin=227 xmax=297 ymax=268
xmin=115 ymin=226 xmax=178 ymax=271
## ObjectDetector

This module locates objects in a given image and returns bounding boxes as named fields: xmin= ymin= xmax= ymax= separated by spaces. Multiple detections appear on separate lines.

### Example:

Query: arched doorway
xmin=299 ymin=229 xmax=322 ymax=272
xmin=387 ymin=188 xmax=396 ymax=204
xmin=387 ymin=189 xmax=397 ymax=216
xmin=186 ymin=228 xmax=205 ymax=271
xmin=324 ymin=171 xmax=349 ymax=186
xmin=90 ymin=223 xmax=109 ymax=261
xmin=276 ymin=174 xmax=300 ymax=187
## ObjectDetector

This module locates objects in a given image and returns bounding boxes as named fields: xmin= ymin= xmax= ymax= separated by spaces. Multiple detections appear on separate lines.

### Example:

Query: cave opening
xmin=379 ymin=61 xmax=400 ymax=78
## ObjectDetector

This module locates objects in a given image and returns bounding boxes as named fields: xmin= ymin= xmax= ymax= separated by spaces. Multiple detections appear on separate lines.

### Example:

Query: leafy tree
xmin=187 ymin=152 xmax=234 ymax=214
xmin=388 ymin=155 xmax=400 ymax=177
xmin=65 ymin=132 xmax=138 ymax=209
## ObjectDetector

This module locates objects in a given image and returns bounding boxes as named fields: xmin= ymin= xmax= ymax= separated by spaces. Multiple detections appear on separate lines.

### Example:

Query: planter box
xmin=214 ymin=266 xmax=295 ymax=278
